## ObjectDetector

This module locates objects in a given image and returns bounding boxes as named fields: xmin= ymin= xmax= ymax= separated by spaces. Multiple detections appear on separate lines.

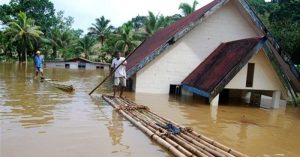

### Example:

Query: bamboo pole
xmin=105 ymin=96 xmax=249 ymax=157
xmin=176 ymin=135 xmax=215 ymax=157
xmin=119 ymin=98 xmax=238 ymax=157
xmin=129 ymin=110 xmax=218 ymax=157
xmin=127 ymin=99 xmax=247 ymax=157
xmin=128 ymin=110 xmax=208 ymax=157
xmin=102 ymin=96 xmax=187 ymax=157
xmin=141 ymin=109 xmax=248 ymax=157
xmin=89 ymin=40 xmax=146 ymax=95
xmin=132 ymin=111 xmax=221 ymax=156
xmin=188 ymin=132 xmax=248 ymax=157
xmin=127 ymin=110 xmax=196 ymax=157
xmin=138 ymin=111 xmax=230 ymax=157
xmin=179 ymin=133 xmax=226 ymax=157
xmin=184 ymin=133 xmax=235 ymax=157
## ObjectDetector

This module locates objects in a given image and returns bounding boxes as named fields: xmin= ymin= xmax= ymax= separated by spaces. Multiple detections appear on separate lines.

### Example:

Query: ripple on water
xmin=1 ymin=63 xmax=300 ymax=157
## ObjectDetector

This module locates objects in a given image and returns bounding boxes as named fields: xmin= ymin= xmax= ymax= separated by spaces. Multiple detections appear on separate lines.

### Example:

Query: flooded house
xmin=125 ymin=0 xmax=300 ymax=108
xmin=46 ymin=57 xmax=110 ymax=70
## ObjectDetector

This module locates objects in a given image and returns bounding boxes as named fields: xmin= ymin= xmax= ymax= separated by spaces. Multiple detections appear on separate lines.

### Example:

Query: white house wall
xmin=135 ymin=0 xmax=260 ymax=94
xmin=225 ymin=49 xmax=287 ymax=97
xmin=46 ymin=62 xmax=65 ymax=68
xmin=69 ymin=62 xmax=78 ymax=69
xmin=46 ymin=62 xmax=110 ymax=70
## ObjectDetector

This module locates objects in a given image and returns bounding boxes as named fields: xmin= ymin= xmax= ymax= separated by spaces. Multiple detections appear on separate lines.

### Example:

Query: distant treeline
xmin=0 ymin=0 xmax=299 ymax=64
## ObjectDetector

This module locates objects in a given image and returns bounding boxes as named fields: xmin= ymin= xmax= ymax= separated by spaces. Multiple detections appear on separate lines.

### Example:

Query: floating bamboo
xmin=44 ymin=79 xmax=74 ymax=92
xmin=103 ymin=96 xmax=187 ymax=157
xmin=102 ymin=95 xmax=248 ymax=157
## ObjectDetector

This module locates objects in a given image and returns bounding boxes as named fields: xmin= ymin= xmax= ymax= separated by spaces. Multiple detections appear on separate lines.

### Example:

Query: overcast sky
xmin=0 ymin=0 xmax=213 ymax=33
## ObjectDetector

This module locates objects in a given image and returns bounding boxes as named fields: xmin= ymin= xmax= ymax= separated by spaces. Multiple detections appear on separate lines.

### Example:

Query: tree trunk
xmin=53 ymin=46 xmax=57 ymax=59
xmin=17 ymin=49 xmax=21 ymax=62
xmin=85 ymin=51 xmax=89 ymax=59
xmin=101 ymin=37 xmax=104 ymax=46
xmin=25 ymin=47 xmax=27 ymax=64
xmin=21 ymin=51 xmax=25 ymax=62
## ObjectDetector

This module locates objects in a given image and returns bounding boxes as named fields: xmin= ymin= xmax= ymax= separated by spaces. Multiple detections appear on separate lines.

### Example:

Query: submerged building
xmin=46 ymin=57 xmax=110 ymax=70
xmin=125 ymin=0 xmax=300 ymax=107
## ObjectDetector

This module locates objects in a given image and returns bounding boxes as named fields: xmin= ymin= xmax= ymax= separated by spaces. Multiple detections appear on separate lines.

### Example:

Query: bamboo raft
xmin=102 ymin=95 xmax=248 ymax=157
xmin=44 ymin=79 xmax=75 ymax=92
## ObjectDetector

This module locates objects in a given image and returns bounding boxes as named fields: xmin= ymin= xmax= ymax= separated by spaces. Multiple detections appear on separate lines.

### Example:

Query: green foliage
xmin=0 ymin=4 xmax=14 ymax=24
xmin=296 ymin=65 xmax=300 ymax=73
xmin=77 ymin=35 xmax=96 ymax=59
xmin=5 ymin=12 xmax=43 ymax=62
xmin=3 ymin=0 xmax=56 ymax=32
xmin=114 ymin=22 xmax=142 ymax=55
xmin=179 ymin=0 xmax=198 ymax=16
xmin=131 ymin=15 xmax=147 ymax=30
xmin=249 ymin=0 xmax=300 ymax=64
xmin=144 ymin=11 xmax=174 ymax=37
xmin=0 ymin=0 xmax=183 ymax=63
xmin=88 ymin=16 xmax=113 ymax=46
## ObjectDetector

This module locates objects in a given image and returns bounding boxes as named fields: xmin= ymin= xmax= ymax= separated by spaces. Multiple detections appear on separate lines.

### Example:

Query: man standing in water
xmin=111 ymin=52 xmax=127 ymax=98
xmin=34 ymin=50 xmax=44 ymax=79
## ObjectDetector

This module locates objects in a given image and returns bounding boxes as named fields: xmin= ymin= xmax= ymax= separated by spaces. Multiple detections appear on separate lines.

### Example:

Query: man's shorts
xmin=36 ymin=67 xmax=43 ymax=72
xmin=114 ymin=77 xmax=126 ymax=87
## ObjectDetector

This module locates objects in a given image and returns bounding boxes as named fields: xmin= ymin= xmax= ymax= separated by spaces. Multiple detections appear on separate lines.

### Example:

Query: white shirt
xmin=111 ymin=57 xmax=127 ymax=78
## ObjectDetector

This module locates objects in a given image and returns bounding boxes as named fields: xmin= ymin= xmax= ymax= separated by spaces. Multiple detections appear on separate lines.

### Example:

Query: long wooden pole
xmin=89 ymin=40 xmax=146 ymax=95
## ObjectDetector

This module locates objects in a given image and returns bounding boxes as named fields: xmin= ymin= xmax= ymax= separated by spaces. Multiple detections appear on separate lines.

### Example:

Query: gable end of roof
xmin=126 ymin=0 xmax=229 ymax=78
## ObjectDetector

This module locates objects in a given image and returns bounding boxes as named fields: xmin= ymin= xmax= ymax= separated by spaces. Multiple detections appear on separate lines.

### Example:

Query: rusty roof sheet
xmin=126 ymin=0 xmax=222 ymax=76
xmin=182 ymin=37 xmax=263 ymax=97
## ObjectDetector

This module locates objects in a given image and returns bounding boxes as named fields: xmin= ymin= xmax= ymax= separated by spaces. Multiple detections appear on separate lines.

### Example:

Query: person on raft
xmin=34 ymin=50 xmax=44 ymax=79
xmin=111 ymin=52 xmax=127 ymax=98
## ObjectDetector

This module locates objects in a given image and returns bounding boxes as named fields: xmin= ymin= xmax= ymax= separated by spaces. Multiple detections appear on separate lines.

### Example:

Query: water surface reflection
xmin=1 ymin=63 xmax=170 ymax=157
xmin=1 ymin=63 xmax=300 ymax=157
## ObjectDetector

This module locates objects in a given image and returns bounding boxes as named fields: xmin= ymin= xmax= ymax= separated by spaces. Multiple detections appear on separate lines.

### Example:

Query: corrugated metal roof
xmin=66 ymin=57 xmax=93 ymax=63
xmin=126 ymin=0 xmax=222 ymax=76
xmin=182 ymin=37 xmax=263 ymax=98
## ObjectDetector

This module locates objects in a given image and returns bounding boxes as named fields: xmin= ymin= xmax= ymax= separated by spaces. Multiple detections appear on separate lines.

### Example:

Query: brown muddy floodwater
xmin=1 ymin=63 xmax=300 ymax=157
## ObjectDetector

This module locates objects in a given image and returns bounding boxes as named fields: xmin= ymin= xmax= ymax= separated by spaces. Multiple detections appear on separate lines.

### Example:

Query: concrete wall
xmin=134 ymin=0 xmax=260 ymax=94
xmin=225 ymin=49 xmax=286 ymax=95
xmin=46 ymin=62 xmax=65 ymax=68
xmin=46 ymin=62 xmax=110 ymax=70
xmin=69 ymin=62 xmax=78 ymax=69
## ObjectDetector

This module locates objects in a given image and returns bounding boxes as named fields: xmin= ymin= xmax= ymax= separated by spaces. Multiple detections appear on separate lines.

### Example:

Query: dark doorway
xmin=126 ymin=78 xmax=133 ymax=91
xmin=169 ymin=84 xmax=181 ymax=95
xmin=250 ymin=91 xmax=261 ymax=106
xmin=219 ymin=89 xmax=230 ymax=103
xmin=246 ymin=63 xmax=255 ymax=87
xmin=65 ymin=64 xmax=70 ymax=69
xmin=78 ymin=62 xmax=86 ymax=68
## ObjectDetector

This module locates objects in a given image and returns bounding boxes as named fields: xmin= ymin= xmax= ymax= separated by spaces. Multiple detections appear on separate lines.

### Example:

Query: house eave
xmin=126 ymin=0 xmax=229 ymax=78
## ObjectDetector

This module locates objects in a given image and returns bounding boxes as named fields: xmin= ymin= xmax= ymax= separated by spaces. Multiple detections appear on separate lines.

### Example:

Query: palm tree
xmin=179 ymin=0 xmax=199 ymax=16
xmin=44 ymin=28 xmax=73 ymax=58
xmin=5 ymin=12 xmax=43 ymax=62
xmin=144 ymin=11 xmax=168 ymax=37
xmin=44 ymin=28 xmax=60 ymax=58
xmin=77 ymin=35 xmax=96 ymax=59
xmin=131 ymin=15 xmax=147 ymax=30
xmin=88 ymin=16 xmax=113 ymax=46
xmin=115 ymin=22 xmax=141 ymax=55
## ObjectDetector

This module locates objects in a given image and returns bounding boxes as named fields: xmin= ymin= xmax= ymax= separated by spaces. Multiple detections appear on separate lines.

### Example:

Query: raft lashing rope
xmin=102 ymin=95 xmax=249 ymax=157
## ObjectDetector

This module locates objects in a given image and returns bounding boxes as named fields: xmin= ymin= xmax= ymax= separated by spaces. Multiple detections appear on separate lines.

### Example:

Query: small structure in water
xmin=46 ymin=57 xmax=110 ymax=70
xmin=124 ymin=0 xmax=299 ymax=108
